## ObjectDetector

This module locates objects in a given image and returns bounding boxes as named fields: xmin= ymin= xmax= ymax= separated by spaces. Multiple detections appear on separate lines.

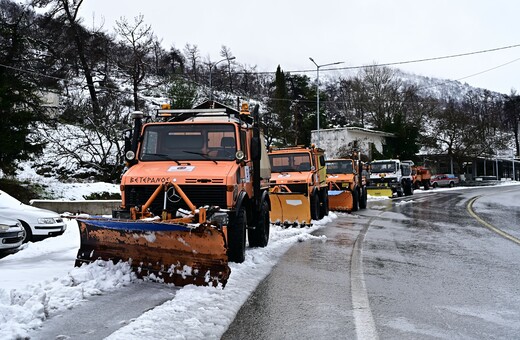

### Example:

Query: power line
xmin=279 ymin=43 xmax=520 ymax=75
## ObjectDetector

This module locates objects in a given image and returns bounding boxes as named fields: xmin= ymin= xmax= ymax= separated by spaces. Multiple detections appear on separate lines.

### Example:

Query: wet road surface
xmin=223 ymin=185 xmax=520 ymax=339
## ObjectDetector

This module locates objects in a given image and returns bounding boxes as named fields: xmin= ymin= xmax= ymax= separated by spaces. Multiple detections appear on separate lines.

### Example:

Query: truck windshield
xmin=371 ymin=162 xmax=396 ymax=173
xmin=139 ymin=123 xmax=237 ymax=161
xmin=269 ymin=153 xmax=311 ymax=172
xmin=326 ymin=161 xmax=354 ymax=174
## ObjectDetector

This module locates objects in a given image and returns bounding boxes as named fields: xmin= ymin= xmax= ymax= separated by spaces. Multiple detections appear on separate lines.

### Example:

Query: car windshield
xmin=139 ymin=123 xmax=237 ymax=161
xmin=0 ymin=190 xmax=23 ymax=208
xmin=326 ymin=160 xmax=354 ymax=174
xmin=269 ymin=153 xmax=312 ymax=172
xmin=371 ymin=162 xmax=396 ymax=173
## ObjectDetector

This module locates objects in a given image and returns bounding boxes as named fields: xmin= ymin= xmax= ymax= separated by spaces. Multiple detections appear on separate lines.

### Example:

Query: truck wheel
xmin=310 ymin=193 xmax=320 ymax=220
xmin=228 ymin=207 xmax=247 ymax=263
xmin=319 ymin=190 xmax=329 ymax=219
xmin=248 ymin=200 xmax=270 ymax=248
xmin=359 ymin=187 xmax=367 ymax=209
xmin=449 ymin=181 xmax=454 ymax=188
xmin=352 ymin=188 xmax=359 ymax=212
xmin=423 ymin=180 xmax=430 ymax=190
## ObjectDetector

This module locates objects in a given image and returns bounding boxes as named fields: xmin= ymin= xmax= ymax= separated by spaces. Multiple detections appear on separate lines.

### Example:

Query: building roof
xmin=312 ymin=126 xmax=395 ymax=138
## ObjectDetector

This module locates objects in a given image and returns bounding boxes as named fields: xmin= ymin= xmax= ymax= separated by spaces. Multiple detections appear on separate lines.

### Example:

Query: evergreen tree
xmin=266 ymin=65 xmax=291 ymax=146
xmin=0 ymin=0 xmax=51 ymax=175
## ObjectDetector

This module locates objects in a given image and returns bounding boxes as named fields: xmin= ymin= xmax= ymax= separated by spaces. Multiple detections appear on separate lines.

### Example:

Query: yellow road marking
xmin=467 ymin=196 xmax=520 ymax=246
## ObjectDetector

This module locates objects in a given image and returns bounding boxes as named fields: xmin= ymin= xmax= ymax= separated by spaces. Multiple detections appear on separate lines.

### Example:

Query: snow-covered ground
xmin=0 ymin=174 xmax=339 ymax=339
xmin=1 ymin=178 xmax=518 ymax=339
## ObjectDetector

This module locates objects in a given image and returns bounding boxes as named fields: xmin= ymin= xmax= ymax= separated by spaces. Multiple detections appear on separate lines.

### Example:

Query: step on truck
xmin=325 ymin=155 xmax=367 ymax=212
xmin=367 ymin=159 xmax=414 ymax=198
xmin=75 ymin=101 xmax=272 ymax=287
xmin=268 ymin=145 xmax=329 ymax=226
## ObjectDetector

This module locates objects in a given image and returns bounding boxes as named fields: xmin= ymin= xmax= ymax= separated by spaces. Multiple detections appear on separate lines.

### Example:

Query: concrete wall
xmin=30 ymin=199 xmax=122 ymax=216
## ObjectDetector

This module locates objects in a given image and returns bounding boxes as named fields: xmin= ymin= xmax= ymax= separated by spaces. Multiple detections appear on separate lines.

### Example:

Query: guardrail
xmin=30 ymin=199 xmax=122 ymax=216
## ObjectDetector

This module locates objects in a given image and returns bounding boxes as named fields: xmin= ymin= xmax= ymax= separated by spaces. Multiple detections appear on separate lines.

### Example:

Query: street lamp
xmin=208 ymin=56 xmax=236 ymax=101
xmin=309 ymin=57 xmax=344 ymax=147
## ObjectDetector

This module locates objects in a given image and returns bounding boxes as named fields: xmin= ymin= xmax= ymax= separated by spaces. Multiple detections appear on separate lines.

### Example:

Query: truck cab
xmin=268 ymin=145 xmax=328 ymax=222
xmin=367 ymin=159 xmax=414 ymax=197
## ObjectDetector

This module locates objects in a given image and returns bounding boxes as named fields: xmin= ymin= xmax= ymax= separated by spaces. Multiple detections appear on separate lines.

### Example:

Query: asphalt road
xmin=30 ymin=282 xmax=177 ymax=340
xmin=223 ymin=185 xmax=520 ymax=339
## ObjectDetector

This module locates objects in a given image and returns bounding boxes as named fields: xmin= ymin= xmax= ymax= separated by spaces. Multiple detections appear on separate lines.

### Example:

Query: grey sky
xmin=80 ymin=0 xmax=520 ymax=94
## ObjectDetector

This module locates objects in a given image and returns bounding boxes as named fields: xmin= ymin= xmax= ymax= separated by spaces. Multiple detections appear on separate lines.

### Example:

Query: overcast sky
xmin=80 ymin=0 xmax=520 ymax=94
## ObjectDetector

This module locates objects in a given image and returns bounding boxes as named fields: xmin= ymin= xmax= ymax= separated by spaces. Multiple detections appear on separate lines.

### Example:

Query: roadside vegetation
xmin=0 ymin=0 xmax=519 ymax=191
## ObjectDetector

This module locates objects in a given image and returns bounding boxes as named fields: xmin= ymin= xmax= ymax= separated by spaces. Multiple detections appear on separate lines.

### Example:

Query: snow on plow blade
xmin=328 ymin=190 xmax=354 ymax=211
xmin=269 ymin=192 xmax=311 ymax=226
xmin=75 ymin=218 xmax=230 ymax=287
xmin=367 ymin=187 xmax=393 ymax=198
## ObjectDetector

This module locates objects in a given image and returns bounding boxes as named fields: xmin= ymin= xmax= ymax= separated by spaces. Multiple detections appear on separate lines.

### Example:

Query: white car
xmin=0 ymin=190 xmax=66 ymax=243
xmin=0 ymin=215 xmax=25 ymax=251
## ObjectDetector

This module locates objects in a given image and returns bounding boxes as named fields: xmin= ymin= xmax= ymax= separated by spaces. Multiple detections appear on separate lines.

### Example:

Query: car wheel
xmin=21 ymin=221 xmax=32 ymax=243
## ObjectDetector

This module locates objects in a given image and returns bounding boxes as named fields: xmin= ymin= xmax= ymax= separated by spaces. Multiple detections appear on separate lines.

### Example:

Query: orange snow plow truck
xmin=325 ymin=157 xmax=367 ymax=212
xmin=268 ymin=145 xmax=329 ymax=226
xmin=75 ymin=101 xmax=271 ymax=287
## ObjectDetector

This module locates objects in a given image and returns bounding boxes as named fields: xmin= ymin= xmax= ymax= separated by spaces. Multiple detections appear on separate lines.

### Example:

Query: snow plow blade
xmin=328 ymin=190 xmax=354 ymax=211
xmin=75 ymin=218 xmax=230 ymax=287
xmin=367 ymin=187 xmax=393 ymax=198
xmin=269 ymin=192 xmax=311 ymax=226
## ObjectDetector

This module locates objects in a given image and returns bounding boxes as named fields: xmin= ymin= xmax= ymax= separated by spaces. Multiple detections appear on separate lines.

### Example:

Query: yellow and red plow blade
xmin=367 ymin=187 xmax=393 ymax=198
xmin=75 ymin=218 xmax=230 ymax=287
xmin=328 ymin=190 xmax=354 ymax=211
xmin=269 ymin=192 xmax=311 ymax=226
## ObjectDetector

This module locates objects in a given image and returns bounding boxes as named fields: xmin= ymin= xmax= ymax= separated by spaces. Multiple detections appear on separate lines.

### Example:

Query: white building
xmin=311 ymin=127 xmax=394 ymax=160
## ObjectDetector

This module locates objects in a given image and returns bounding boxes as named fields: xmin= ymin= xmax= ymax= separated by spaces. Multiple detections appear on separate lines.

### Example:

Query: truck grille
xmin=125 ymin=185 xmax=227 ymax=216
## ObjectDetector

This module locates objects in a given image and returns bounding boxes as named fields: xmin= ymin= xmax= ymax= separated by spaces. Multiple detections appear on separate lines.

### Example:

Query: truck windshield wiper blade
xmin=182 ymin=151 xmax=217 ymax=164
xmin=141 ymin=153 xmax=180 ymax=165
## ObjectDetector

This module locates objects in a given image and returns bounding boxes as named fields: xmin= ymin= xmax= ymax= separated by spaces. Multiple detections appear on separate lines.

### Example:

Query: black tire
xmin=352 ymin=187 xmax=359 ymax=212
xmin=248 ymin=200 xmax=270 ymax=248
xmin=433 ymin=182 xmax=438 ymax=189
xmin=21 ymin=221 xmax=32 ymax=243
xmin=449 ymin=181 xmax=454 ymax=188
xmin=423 ymin=180 xmax=430 ymax=190
xmin=310 ymin=192 xmax=320 ymax=220
xmin=359 ymin=186 xmax=367 ymax=209
xmin=228 ymin=207 xmax=247 ymax=263
xmin=319 ymin=190 xmax=329 ymax=219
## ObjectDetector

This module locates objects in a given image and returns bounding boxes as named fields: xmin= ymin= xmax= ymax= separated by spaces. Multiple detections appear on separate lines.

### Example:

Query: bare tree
xmin=183 ymin=43 xmax=200 ymax=82
xmin=115 ymin=14 xmax=154 ymax=111
xmin=31 ymin=0 xmax=101 ymax=116
xmin=220 ymin=45 xmax=235 ymax=93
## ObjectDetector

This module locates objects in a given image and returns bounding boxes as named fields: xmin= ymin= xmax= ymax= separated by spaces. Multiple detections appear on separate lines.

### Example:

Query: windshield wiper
xmin=141 ymin=153 xmax=180 ymax=165
xmin=182 ymin=151 xmax=217 ymax=164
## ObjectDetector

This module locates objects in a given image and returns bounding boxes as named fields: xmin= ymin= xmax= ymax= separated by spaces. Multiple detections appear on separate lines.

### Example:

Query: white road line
xmin=350 ymin=220 xmax=379 ymax=340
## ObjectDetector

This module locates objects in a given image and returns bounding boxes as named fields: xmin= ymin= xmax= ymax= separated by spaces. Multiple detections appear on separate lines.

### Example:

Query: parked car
xmin=0 ymin=190 xmax=66 ymax=243
xmin=431 ymin=174 xmax=460 ymax=188
xmin=0 ymin=215 xmax=25 ymax=252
